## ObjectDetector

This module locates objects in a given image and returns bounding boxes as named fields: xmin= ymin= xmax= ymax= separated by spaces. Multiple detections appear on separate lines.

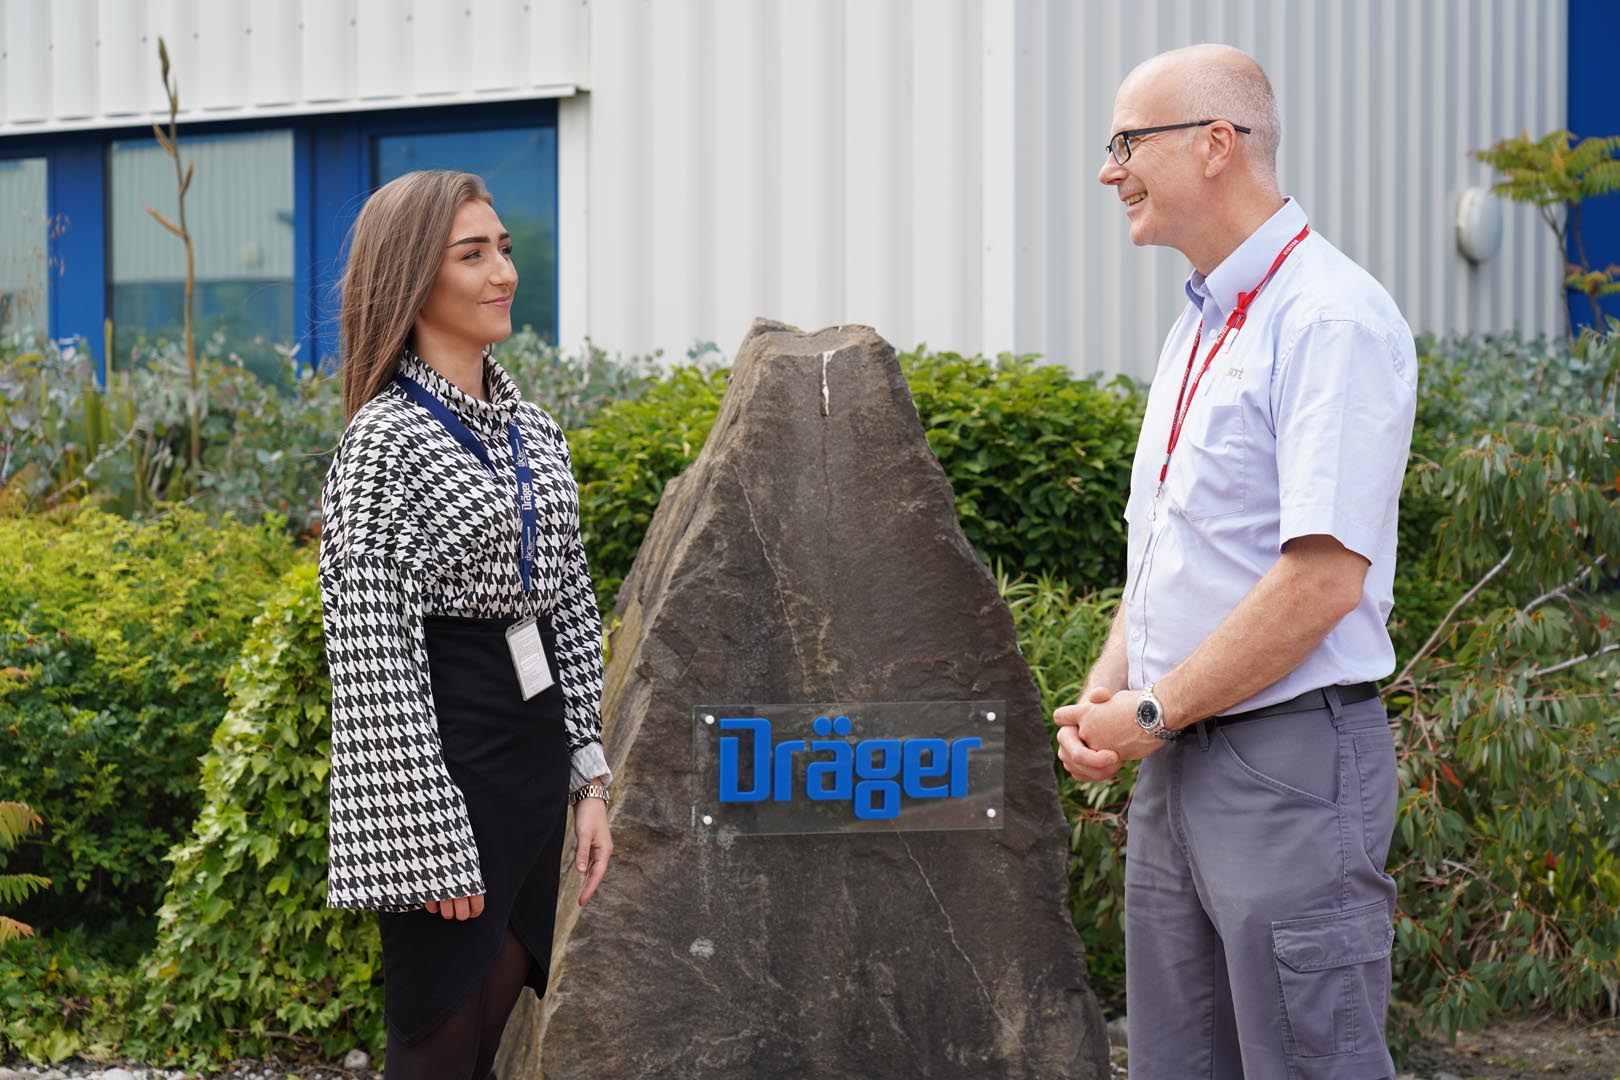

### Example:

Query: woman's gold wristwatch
xmin=569 ymin=782 xmax=611 ymax=807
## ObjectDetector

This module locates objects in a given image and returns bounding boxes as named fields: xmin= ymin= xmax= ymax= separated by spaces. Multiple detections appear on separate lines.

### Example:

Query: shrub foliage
xmin=1383 ymin=328 xmax=1620 ymax=1035
xmin=0 ymin=331 xmax=666 ymax=538
xmin=0 ymin=800 xmax=49 ymax=942
xmin=570 ymin=351 xmax=1143 ymax=610
xmin=0 ymin=506 xmax=298 ymax=925
xmin=903 ymin=350 xmax=1143 ymax=591
xmin=570 ymin=365 xmax=732 ymax=606
xmin=2 ymin=331 xmax=1616 ymax=1068
xmin=137 ymin=563 xmax=383 ymax=1065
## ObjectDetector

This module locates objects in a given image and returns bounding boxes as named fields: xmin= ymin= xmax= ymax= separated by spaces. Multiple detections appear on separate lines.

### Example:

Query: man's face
xmin=1097 ymin=67 xmax=1202 ymax=253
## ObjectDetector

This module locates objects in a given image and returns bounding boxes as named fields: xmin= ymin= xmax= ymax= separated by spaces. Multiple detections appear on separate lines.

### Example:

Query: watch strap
xmin=570 ymin=782 xmax=611 ymax=807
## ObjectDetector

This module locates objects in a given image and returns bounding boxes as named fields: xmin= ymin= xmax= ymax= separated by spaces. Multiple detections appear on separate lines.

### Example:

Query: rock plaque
xmin=499 ymin=320 xmax=1108 ymax=1079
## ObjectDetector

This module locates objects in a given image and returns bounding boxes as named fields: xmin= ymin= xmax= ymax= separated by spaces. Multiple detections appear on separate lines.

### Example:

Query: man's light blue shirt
xmin=1123 ymin=197 xmax=1418 ymax=711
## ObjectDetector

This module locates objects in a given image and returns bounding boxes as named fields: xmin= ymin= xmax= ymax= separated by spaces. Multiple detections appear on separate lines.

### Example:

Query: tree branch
xmin=1392 ymin=548 xmax=1514 ymax=692
xmin=1528 ymin=642 xmax=1620 ymax=679
xmin=1524 ymin=554 xmax=1607 ymax=615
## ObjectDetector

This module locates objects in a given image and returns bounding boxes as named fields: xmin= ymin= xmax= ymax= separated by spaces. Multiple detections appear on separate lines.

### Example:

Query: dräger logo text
xmin=717 ymin=714 xmax=983 ymax=821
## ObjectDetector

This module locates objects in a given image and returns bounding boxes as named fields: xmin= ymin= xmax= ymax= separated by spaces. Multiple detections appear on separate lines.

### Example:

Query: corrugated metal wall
xmin=580 ymin=0 xmax=1567 ymax=375
xmin=0 ymin=0 xmax=586 ymax=127
xmin=0 ymin=0 xmax=1570 ymax=376
xmin=1013 ymin=0 xmax=1568 ymax=376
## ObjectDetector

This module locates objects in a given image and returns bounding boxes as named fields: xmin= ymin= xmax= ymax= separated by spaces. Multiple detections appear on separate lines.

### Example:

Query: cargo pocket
xmin=1272 ymin=900 xmax=1394 ymax=1059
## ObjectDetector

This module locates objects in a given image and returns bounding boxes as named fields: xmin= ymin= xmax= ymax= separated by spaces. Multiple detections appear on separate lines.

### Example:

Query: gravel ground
xmin=1104 ymin=1013 xmax=1620 ymax=1080
xmin=9 ymin=1015 xmax=1619 ymax=1079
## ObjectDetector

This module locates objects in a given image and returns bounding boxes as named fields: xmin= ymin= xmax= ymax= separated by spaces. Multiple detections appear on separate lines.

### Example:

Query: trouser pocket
xmin=1272 ymin=900 xmax=1394 ymax=1059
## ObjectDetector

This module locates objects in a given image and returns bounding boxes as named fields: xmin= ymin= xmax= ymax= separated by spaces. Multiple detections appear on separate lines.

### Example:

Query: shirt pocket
xmin=1165 ymin=402 xmax=1247 ymax=521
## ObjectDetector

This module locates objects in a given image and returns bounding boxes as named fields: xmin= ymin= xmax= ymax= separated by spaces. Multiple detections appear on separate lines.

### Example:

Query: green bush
xmin=136 ymin=562 xmax=382 ymax=1067
xmin=904 ymin=350 xmax=1143 ymax=592
xmin=569 ymin=351 xmax=1145 ymax=610
xmin=998 ymin=571 xmax=1129 ymax=1008
xmin=1391 ymin=332 xmax=1619 ymax=659
xmin=0 ymin=505 xmax=300 ymax=925
xmin=1383 ymin=327 xmax=1620 ymax=1037
xmin=0 ymin=332 xmax=666 ymax=538
xmin=1015 ymin=330 xmax=1620 ymax=1037
xmin=570 ymin=366 xmax=732 ymax=606
xmin=0 ymin=800 xmax=49 ymax=942
xmin=500 ymin=329 xmax=668 ymax=432
xmin=0 ymin=923 xmax=144 ymax=1063
xmin=0 ymin=333 xmax=341 ymax=535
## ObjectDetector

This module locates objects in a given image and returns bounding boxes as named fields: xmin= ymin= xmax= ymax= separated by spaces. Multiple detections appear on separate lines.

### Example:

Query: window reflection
xmin=376 ymin=126 xmax=558 ymax=342
xmin=109 ymin=130 xmax=294 ymax=382
xmin=0 ymin=157 xmax=50 ymax=339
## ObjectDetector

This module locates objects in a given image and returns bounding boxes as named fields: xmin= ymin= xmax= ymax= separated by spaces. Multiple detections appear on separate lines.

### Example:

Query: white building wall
xmin=0 ymin=0 xmax=586 ymax=127
xmin=580 ymin=0 xmax=1568 ymax=375
xmin=1012 ymin=0 xmax=1567 ymax=377
xmin=0 ymin=0 xmax=1570 ymax=377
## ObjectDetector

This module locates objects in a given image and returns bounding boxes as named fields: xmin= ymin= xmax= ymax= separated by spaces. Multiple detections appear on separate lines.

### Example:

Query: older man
xmin=1055 ymin=45 xmax=1415 ymax=1079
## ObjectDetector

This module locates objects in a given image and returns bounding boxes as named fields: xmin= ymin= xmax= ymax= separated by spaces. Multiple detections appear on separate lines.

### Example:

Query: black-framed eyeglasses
xmin=1106 ymin=120 xmax=1253 ymax=165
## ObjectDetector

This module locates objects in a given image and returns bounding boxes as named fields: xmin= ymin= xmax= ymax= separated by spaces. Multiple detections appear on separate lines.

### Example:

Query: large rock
xmin=499 ymin=320 xmax=1107 ymax=1078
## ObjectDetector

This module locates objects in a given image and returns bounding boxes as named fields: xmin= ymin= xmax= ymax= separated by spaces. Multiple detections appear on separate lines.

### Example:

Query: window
xmin=0 ymin=157 xmax=49 ymax=337
xmin=108 ymin=130 xmax=294 ymax=381
xmin=376 ymin=126 xmax=558 ymax=342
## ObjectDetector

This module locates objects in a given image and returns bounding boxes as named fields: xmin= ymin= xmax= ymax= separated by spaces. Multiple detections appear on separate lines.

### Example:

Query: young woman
xmin=319 ymin=170 xmax=613 ymax=1079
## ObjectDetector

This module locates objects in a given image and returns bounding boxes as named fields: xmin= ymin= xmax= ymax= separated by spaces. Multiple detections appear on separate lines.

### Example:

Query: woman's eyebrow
xmin=447 ymin=232 xmax=511 ymax=248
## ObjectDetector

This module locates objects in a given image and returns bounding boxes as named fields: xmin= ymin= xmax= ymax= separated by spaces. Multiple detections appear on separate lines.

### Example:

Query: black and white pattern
xmin=318 ymin=350 xmax=609 ymax=911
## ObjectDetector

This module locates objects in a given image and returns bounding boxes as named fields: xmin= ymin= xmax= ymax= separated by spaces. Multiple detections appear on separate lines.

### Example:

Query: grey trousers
xmin=1124 ymin=689 xmax=1398 ymax=1080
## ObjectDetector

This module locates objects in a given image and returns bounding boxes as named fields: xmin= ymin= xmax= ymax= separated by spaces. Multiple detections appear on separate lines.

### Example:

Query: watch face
xmin=1136 ymin=696 xmax=1159 ymax=730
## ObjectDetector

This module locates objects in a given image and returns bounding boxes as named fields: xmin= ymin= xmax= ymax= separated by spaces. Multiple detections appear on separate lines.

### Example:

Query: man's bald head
xmin=1123 ymin=44 xmax=1281 ymax=180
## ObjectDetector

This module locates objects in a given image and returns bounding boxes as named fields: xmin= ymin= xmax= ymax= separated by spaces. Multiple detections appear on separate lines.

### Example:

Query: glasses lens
xmin=1109 ymin=133 xmax=1130 ymax=165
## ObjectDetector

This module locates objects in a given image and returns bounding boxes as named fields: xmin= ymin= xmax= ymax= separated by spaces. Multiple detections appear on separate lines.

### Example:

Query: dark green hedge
xmin=901 ymin=350 xmax=1143 ymax=592
xmin=570 ymin=351 xmax=1145 ymax=611
xmin=0 ymin=506 xmax=299 ymax=926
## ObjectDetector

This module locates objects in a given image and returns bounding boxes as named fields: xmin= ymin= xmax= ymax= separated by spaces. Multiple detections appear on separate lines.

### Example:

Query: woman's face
xmin=413 ymin=198 xmax=518 ymax=352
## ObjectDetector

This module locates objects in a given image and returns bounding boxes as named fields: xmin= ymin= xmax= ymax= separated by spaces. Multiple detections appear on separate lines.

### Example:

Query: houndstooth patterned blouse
xmin=318 ymin=350 xmax=610 ymax=911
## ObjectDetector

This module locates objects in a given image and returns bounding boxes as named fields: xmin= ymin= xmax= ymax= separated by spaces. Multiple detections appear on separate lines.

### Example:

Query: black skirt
xmin=377 ymin=613 xmax=571 ymax=1045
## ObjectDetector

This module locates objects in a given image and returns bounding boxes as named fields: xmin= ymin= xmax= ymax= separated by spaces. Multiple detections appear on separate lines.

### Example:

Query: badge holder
xmin=505 ymin=612 xmax=554 ymax=700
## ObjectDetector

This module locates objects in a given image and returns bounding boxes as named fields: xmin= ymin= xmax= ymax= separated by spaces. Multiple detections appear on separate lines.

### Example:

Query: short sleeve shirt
xmin=1123 ymin=198 xmax=1418 ymax=712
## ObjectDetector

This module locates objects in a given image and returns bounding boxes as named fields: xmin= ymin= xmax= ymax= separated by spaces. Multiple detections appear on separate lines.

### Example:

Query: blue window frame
xmin=0 ymin=98 xmax=559 ymax=381
xmin=0 ymin=134 xmax=107 ymax=366
xmin=108 ymin=128 xmax=296 ymax=383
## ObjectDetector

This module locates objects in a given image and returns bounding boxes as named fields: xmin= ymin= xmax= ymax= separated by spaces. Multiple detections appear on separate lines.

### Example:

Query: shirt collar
xmin=397 ymin=347 xmax=522 ymax=429
xmin=1183 ymin=197 xmax=1308 ymax=323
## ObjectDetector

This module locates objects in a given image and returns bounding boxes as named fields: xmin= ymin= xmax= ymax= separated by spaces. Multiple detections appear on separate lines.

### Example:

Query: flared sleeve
xmin=318 ymin=407 xmax=485 ymax=911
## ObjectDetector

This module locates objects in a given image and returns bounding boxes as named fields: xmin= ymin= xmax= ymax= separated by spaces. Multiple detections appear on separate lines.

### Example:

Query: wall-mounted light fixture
xmin=1455 ymin=186 xmax=1504 ymax=265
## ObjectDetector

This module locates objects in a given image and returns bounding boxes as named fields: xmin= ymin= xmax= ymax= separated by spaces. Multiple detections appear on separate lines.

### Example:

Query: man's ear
xmin=1203 ymin=123 xmax=1239 ymax=179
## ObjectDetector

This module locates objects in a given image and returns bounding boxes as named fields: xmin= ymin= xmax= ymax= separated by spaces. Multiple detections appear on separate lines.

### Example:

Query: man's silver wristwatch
xmin=1135 ymin=684 xmax=1177 ymax=741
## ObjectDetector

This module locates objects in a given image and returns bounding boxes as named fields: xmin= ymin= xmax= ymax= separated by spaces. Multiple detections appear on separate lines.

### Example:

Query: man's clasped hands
xmin=1053 ymin=687 xmax=1167 ymax=784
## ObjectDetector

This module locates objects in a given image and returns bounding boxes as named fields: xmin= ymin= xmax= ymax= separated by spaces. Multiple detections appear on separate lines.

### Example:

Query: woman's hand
xmin=424 ymin=893 xmax=485 ymax=920
xmin=573 ymin=796 xmax=613 ymax=907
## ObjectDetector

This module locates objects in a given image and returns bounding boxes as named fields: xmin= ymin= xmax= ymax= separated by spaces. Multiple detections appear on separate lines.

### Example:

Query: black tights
xmin=384 ymin=928 xmax=532 ymax=1080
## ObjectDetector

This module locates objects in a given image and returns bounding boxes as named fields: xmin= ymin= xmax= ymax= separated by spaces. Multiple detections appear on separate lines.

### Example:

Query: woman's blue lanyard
xmin=395 ymin=375 xmax=540 ymax=604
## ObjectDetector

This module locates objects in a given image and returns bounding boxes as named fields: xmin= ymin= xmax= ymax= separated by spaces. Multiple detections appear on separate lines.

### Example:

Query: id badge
xmin=505 ymin=617 xmax=555 ymax=700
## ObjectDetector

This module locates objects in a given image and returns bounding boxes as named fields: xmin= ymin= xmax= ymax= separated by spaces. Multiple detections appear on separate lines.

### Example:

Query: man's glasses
xmin=1106 ymin=120 xmax=1253 ymax=165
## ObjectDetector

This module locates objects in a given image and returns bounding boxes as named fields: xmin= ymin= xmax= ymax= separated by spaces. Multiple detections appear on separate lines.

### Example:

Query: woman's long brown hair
xmin=338 ymin=171 xmax=494 ymax=423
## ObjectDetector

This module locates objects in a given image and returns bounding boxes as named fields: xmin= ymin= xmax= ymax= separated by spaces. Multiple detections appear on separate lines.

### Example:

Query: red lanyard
xmin=1159 ymin=223 xmax=1311 ymax=485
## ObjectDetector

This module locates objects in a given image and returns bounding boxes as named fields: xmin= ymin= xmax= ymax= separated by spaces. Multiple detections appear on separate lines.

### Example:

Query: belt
xmin=1194 ymin=682 xmax=1380 ymax=733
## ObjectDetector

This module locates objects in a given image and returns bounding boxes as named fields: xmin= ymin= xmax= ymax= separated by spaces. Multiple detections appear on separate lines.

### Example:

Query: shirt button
xmin=1132 ymin=629 xmax=1144 ymax=641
